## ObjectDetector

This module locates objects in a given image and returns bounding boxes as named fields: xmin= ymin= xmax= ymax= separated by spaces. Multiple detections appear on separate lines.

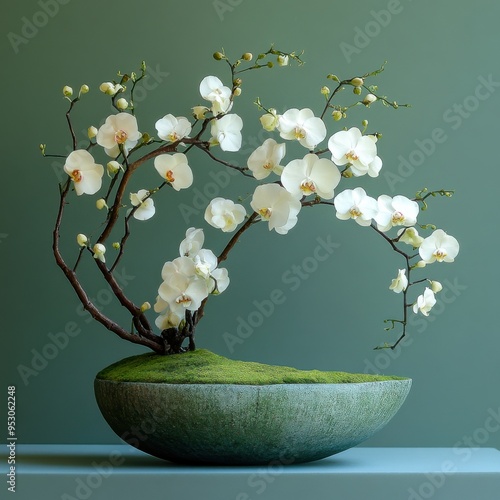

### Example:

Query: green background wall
xmin=2 ymin=0 xmax=499 ymax=455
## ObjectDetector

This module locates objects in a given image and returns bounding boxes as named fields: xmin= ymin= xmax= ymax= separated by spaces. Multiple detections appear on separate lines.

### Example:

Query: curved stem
xmin=218 ymin=212 xmax=258 ymax=265
xmin=52 ymin=181 xmax=164 ymax=353
xmin=194 ymin=213 xmax=259 ymax=326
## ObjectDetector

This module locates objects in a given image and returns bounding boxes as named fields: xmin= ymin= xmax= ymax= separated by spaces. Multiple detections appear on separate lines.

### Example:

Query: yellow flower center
xmin=70 ymin=170 xmax=82 ymax=183
xmin=168 ymin=132 xmax=179 ymax=142
xmin=294 ymin=127 xmax=306 ymax=140
xmin=258 ymin=208 xmax=272 ymax=220
xmin=349 ymin=207 xmax=362 ymax=218
xmin=391 ymin=211 xmax=405 ymax=225
xmin=166 ymin=170 xmax=175 ymax=183
xmin=263 ymin=162 xmax=273 ymax=170
xmin=114 ymin=129 xmax=128 ymax=144
xmin=300 ymin=180 xmax=316 ymax=195
xmin=346 ymin=150 xmax=359 ymax=162
xmin=433 ymin=248 xmax=447 ymax=262
xmin=175 ymin=294 xmax=192 ymax=307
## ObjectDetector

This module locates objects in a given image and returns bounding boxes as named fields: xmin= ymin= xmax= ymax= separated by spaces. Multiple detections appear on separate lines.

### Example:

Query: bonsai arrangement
xmin=45 ymin=46 xmax=459 ymax=358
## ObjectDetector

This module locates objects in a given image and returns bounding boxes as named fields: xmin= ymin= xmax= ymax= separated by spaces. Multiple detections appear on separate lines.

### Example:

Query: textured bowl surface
xmin=94 ymin=379 xmax=412 ymax=465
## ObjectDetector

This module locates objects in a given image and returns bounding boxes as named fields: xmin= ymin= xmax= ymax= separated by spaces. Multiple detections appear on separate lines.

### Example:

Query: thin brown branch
xmin=52 ymin=182 xmax=164 ymax=353
xmin=195 ymin=143 xmax=253 ymax=177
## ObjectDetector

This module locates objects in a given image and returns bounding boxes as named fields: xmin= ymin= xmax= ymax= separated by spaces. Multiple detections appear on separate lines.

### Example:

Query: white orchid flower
xmin=204 ymin=198 xmax=246 ymax=232
xmin=130 ymin=189 xmax=155 ymax=221
xmin=375 ymin=195 xmax=419 ymax=232
xmin=210 ymin=267 xmax=230 ymax=294
xmin=210 ymin=114 xmax=243 ymax=152
xmin=96 ymin=113 xmax=141 ymax=157
xmin=247 ymin=138 xmax=286 ymax=180
xmin=179 ymin=228 xmax=204 ymax=257
xmin=389 ymin=269 xmax=408 ymax=293
xmin=419 ymin=229 xmax=459 ymax=264
xmin=333 ymin=187 xmax=378 ymax=226
xmin=158 ymin=272 xmax=209 ymax=315
xmin=281 ymin=153 xmax=341 ymax=200
xmin=199 ymin=75 xmax=232 ymax=115
xmin=64 ymin=150 xmax=104 ymax=196
xmin=154 ymin=153 xmax=193 ymax=191
xmin=277 ymin=108 xmax=326 ymax=149
xmin=413 ymin=288 xmax=436 ymax=316
xmin=250 ymin=184 xmax=302 ymax=235
xmin=328 ymin=127 xmax=378 ymax=176
xmin=193 ymin=249 xmax=218 ymax=280
xmin=397 ymin=227 xmax=424 ymax=248
xmin=155 ymin=114 xmax=192 ymax=143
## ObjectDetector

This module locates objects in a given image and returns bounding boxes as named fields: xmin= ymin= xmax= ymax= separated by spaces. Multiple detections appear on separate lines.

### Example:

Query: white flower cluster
xmin=154 ymin=228 xmax=229 ymax=330
xmin=63 ymin=69 xmax=459 ymax=331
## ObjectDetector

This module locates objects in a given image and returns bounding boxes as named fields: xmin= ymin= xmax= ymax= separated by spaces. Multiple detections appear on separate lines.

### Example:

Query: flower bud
xmin=99 ymin=82 xmax=115 ymax=95
xmin=363 ymin=93 xmax=377 ymax=106
xmin=332 ymin=110 xmax=342 ymax=121
xmin=415 ymin=260 xmax=426 ymax=268
xmin=114 ymin=84 xmax=124 ymax=94
xmin=350 ymin=77 xmax=364 ymax=87
xmin=430 ymin=281 xmax=443 ymax=293
xmin=242 ymin=52 xmax=253 ymax=61
xmin=116 ymin=98 xmax=128 ymax=110
xmin=327 ymin=74 xmax=339 ymax=81
xmin=140 ymin=302 xmax=151 ymax=312
xmin=321 ymin=86 xmax=330 ymax=96
xmin=192 ymin=105 xmax=210 ymax=120
xmin=112 ymin=242 xmax=120 ymax=250
xmin=63 ymin=86 xmax=73 ymax=97
xmin=80 ymin=84 xmax=90 ymax=94
xmin=88 ymin=126 xmax=98 ymax=139
xmin=353 ymin=86 xmax=362 ymax=95
xmin=233 ymin=87 xmax=242 ymax=97
xmin=260 ymin=109 xmax=279 ymax=131
xmin=267 ymin=61 xmax=274 ymax=68
xmin=76 ymin=234 xmax=88 ymax=247
xmin=93 ymin=243 xmax=106 ymax=262
xmin=213 ymin=51 xmax=224 ymax=60
xmin=277 ymin=54 xmax=289 ymax=66
xmin=361 ymin=119 xmax=368 ymax=128
xmin=107 ymin=160 xmax=122 ymax=174
xmin=233 ymin=78 xmax=242 ymax=86
xmin=96 ymin=198 xmax=108 ymax=210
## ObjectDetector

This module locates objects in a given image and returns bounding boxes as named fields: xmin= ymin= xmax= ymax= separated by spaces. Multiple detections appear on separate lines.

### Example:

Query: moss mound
xmin=96 ymin=349 xmax=406 ymax=385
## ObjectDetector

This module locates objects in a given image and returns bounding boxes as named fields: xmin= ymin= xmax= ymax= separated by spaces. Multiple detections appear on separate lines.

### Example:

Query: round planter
xmin=94 ymin=377 xmax=411 ymax=465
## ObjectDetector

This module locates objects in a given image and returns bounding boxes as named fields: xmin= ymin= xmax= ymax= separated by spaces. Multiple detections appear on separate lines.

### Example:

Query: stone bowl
xmin=94 ymin=378 xmax=412 ymax=465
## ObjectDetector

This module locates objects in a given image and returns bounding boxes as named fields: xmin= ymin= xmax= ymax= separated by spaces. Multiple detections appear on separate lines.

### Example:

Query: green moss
xmin=96 ymin=349 xmax=407 ymax=385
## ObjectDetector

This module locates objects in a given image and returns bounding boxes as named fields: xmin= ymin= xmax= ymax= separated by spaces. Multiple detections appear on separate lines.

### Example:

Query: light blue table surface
xmin=2 ymin=445 xmax=500 ymax=500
